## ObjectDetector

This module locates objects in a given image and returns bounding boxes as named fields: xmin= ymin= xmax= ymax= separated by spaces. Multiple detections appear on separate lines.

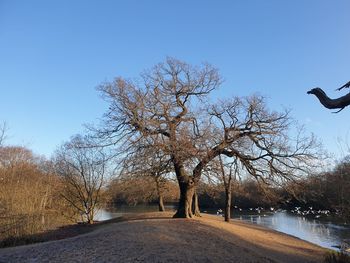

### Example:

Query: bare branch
xmin=0 ymin=122 xmax=8 ymax=147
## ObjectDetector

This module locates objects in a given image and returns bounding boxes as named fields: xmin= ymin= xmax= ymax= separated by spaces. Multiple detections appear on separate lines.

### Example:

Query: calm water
xmin=231 ymin=211 xmax=350 ymax=251
xmin=96 ymin=205 xmax=350 ymax=251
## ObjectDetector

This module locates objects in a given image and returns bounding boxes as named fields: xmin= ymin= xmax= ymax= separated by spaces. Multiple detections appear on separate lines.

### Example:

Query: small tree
xmin=218 ymin=156 xmax=237 ymax=222
xmin=203 ymin=156 xmax=239 ymax=222
xmin=55 ymin=135 xmax=107 ymax=224
xmin=121 ymin=145 xmax=173 ymax=211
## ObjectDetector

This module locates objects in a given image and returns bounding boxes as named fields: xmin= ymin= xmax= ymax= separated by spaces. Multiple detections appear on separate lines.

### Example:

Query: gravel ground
xmin=0 ymin=213 xmax=326 ymax=263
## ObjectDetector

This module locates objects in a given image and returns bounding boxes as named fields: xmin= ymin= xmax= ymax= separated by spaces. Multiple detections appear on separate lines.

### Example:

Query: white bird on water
xmin=217 ymin=208 xmax=223 ymax=215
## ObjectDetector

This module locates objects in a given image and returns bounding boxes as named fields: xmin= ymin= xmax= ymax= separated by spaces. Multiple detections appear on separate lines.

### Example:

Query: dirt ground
xmin=0 ymin=212 xmax=327 ymax=263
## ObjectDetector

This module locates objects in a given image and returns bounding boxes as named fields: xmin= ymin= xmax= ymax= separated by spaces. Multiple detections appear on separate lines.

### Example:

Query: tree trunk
xmin=158 ymin=194 xmax=165 ymax=212
xmin=172 ymin=159 xmax=197 ymax=218
xmin=194 ymin=190 xmax=201 ymax=217
xmin=155 ymin=177 xmax=165 ymax=212
xmin=87 ymin=212 xmax=94 ymax=224
xmin=173 ymin=179 xmax=195 ymax=218
xmin=224 ymin=185 xmax=232 ymax=222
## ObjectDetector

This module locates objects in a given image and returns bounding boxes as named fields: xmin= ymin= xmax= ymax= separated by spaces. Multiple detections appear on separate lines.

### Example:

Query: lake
xmin=96 ymin=205 xmax=350 ymax=251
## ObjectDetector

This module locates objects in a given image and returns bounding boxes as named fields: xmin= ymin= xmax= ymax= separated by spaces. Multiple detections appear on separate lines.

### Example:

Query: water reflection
xmin=95 ymin=209 xmax=123 ymax=221
xmin=232 ymin=211 xmax=350 ymax=251
xmin=96 ymin=206 xmax=350 ymax=251
xmin=95 ymin=204 xmax=176 ymax=221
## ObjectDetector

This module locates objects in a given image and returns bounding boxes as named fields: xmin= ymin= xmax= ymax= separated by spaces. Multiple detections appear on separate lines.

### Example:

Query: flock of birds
xmin=213 ymin=205 xmax=350 ymax=254
xmin=214 ymin=206 xmax=338 ymax=219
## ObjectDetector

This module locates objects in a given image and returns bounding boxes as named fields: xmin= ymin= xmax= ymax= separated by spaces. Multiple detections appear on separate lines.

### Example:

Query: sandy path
xmin=0 ymin=213 xmax=326 ymax=263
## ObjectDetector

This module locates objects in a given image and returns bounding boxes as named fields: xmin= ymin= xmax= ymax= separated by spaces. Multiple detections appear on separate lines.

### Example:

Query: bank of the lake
xmin=98 ymin=205 xmax=350 ymax=251
xmin=0 ymin=212 xmax=326 ymax=263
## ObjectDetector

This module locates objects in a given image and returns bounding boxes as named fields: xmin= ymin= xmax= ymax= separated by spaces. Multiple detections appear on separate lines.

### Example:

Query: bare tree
xmin=0 ymin=122 xmax=8 ymax=147
xmin=216 ymin=156 xmax=237 ymax=222
xmin=121 ymin=144 xmax=173 ymax=212
xmin=203 ymin=156 xmax=240 ymax=222
xmin=55 ymin=135 xmax=107 ymax=224
xmin=96 ymin=58 xmax=320 ymax=218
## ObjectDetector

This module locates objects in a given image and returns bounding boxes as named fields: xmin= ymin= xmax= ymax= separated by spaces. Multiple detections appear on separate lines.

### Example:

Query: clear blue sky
xmin=0 ymin=0 xmax=349 ymax=158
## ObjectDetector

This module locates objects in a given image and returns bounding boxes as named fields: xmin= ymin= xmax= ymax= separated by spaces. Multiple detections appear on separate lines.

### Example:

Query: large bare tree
xmin=96 ymin=58 xmax=320 ymax=218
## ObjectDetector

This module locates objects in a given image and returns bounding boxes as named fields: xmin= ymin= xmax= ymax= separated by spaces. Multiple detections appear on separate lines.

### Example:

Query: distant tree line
xmin=106 ymin=177 xmax=179 ymax=207
xmin=281 ymin=156 xmax=350 ymax=220
xmin=105 ymin=154 xmax=350 ymax=223
xmin=0 ymin=146 xmax=74 ymax=247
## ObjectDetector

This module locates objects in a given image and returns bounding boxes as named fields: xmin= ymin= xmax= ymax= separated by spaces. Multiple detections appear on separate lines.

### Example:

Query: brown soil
xmin=0 ymin=212 xmax=327 ymax=263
